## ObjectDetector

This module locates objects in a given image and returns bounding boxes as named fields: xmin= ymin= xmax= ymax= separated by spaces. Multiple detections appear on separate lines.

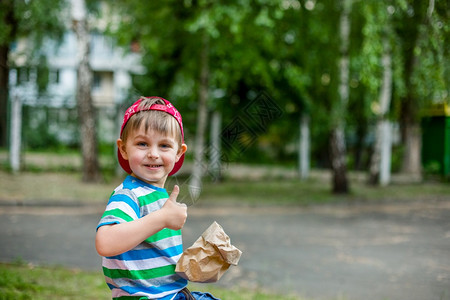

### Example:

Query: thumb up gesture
xmin=162 ymin=185 xmax=187 ymax=230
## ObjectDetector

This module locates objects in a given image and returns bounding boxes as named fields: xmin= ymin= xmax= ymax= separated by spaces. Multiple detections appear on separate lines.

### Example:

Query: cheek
xmin=128 ymin=150 xmax=145 ymax=165
xmin=162 ymin=151 xmax=177 ymax=164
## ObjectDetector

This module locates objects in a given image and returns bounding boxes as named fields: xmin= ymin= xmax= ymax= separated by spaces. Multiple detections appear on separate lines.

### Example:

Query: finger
xmin=169 ymin=185 xmax=180 ymax=202
xmin=177 ymin=202 xmax=187 ymax=208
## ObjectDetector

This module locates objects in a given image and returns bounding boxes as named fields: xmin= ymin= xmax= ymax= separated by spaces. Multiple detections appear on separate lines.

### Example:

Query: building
xmin=9 ymin=28 xmax=143 ymax=147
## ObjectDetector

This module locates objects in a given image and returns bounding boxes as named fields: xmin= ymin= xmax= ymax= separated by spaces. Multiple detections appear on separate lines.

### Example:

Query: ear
xmin=176 ymin=143 xmax=187 ymax=162
xmin=117 ymin=139 xmax=129 ymax=160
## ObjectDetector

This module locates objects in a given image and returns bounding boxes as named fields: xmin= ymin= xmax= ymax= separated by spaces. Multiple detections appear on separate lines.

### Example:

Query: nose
xmin=147 ymin=147 xmax=159 ymax=159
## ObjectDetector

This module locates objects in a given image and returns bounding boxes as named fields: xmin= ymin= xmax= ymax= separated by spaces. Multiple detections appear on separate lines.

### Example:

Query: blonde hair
xmin=121 ymin=97 xmax=182 ymax=147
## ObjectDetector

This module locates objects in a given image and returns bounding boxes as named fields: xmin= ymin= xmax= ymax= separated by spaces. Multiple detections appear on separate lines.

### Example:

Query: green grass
xmin=0 ymin=262 xmax=109 ymax=300
xmin=1 ymin=167 xmax=450 ymax=207
xmin=186 ymin=176 xmax=450 ymax=207
xmin=0 ymin=262 xmax=302 ymax=300
xmin=2 ymin=150 xmax=450 ymax=208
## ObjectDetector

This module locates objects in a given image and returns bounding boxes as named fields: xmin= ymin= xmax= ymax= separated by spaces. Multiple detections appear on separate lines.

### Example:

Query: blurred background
xmin=0 ymin=1 xmax=449 ymax=299
xmin=1 ymin=0 xmax=448 ymax=188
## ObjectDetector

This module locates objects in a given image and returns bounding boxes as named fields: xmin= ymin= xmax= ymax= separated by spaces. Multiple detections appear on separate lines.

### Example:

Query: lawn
xmin=2 ymin=150 xmax=449 ymax=208
xmin=0 ymin=262 xmax=302 ymax=300
xmin=1 ymin=167 xmax=449 ymax=207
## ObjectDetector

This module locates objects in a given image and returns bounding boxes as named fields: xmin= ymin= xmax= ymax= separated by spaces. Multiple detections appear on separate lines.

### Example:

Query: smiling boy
xmin=95 ymin=97 xmax=218 ymax=300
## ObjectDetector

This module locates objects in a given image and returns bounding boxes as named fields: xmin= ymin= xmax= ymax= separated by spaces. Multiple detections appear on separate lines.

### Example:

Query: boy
xmin=96 ymin=96 xmax=218 ymax=300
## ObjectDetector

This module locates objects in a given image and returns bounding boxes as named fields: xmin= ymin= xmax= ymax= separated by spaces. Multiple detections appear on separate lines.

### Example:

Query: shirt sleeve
xmin=96 ymin=189 xmax=140 ymax=230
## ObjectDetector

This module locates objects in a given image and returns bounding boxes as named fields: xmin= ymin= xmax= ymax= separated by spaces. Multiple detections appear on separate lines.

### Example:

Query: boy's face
xmin=117 ymin=124 xmax=187 ymax=188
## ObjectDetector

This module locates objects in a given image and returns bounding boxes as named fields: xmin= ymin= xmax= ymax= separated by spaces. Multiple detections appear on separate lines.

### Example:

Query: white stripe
xmin=103 ymin=253 xmax=181 ymax=271
xmin=135 ymin=235 xmax=183 ymax=250
xmin=132 ymin=186 xmax=158 ymax=198
xmin=141 ymin=198 xmax=166 ymax=213
xmin=113 ymin=183 xmax=124 ymax=192
xmin=105 ymin=201 xmax=138 ymax=220
xmin=109 ymin=281 xmax=179 ymax=299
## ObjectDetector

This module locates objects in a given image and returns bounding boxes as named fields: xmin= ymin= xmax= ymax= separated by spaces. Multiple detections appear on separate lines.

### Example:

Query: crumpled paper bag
xmin=175 ymin=221 xmax=242 ymax=283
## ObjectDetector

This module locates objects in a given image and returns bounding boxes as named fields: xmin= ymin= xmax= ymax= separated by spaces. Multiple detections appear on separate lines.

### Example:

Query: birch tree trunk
xmin=10 ymin=93 xmax=22 ymax=173
xmin=189 ymin=33 xmax=209 ymax=200
xmin=369 ymin=37 xmax=393 ymax=186
xmin=330 ymin=0 xmax=351 ymax=194
xmin=72 ymin=0 xmax=101 ymax=182
xmin=298 ymin=114 xmax=310 ymax=180
xmin=209 ymin=110 xmax=222 ymax=182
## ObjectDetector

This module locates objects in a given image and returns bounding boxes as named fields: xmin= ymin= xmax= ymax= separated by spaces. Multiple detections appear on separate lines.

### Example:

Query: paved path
xmin=1 ymin=200 xmax=449 ymax=300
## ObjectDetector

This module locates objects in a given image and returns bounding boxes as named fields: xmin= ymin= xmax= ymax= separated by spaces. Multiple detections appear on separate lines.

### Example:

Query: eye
xmin=136 ymin=141 xmax=147 ymax=147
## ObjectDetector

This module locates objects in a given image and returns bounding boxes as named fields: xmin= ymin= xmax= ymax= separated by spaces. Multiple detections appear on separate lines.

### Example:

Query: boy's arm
xmin=95 ymin=185 xmax=187 ymax=257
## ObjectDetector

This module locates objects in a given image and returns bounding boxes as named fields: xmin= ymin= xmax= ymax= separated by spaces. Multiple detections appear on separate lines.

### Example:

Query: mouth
xmin=144 ymin=164 xmax=163 ymax=168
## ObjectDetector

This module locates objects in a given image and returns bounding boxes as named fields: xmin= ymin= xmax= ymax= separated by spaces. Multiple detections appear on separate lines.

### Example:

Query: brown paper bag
xmin=175 ymin=221 xmax=242 ymax=283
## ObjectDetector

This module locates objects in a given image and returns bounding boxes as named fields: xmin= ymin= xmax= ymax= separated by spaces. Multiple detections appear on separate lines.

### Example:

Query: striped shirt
xmin=97 ymin=176 xmax=187 ymax=300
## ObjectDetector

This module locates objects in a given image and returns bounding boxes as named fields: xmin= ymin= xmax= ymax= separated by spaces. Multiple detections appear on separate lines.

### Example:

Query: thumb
xmin=168 ymin=185 xmax=180 ymax=202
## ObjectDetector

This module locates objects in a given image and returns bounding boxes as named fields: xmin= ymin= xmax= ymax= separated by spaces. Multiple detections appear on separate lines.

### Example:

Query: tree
xmin=107 ymin=1 xmax=286 ymax=188
xmin=105 ymin=0 xmax=448 ymax=194
xmin=394 ymin=0 xmax=448 ymax=176
xmin=71 ymin=0 xmax=101 ymax=182
xmin=362 ymin=1 xmax=395 ymax=185
xmin=329 ymin=0 xmax=352 ymax=194
xmin=0 ymin=0 xmax=64 ymax=148
xmin=298 ymin=114 xmax=310 ymax=179
xmin=189 ymin=31 xmax=210 ymax=199
xmin=368 ymin=36 xmax=393 ymax=185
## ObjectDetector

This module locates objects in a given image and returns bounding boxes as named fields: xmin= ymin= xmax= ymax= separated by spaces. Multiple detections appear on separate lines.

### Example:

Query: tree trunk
xmin=369 ymin=37 xmax=393 ymax=186
xmin=401 ymin=123 xmax=422 ymax=175
xmin=330 ymin=0 xmax=351 ymax=194
xmin=379 ymin=121 xmax=392 ymax=185
xmin=72 ymin=0 xmax=101 ymax=182
xmin=0 ymin=45 xmax=8 ymax=149
xmin=189 ymin=32 xmax=209 ymax=200
xmin=399 ymin=0 xmax=431 ymax=177
xmin=298 ymin=114 xmax=310 ymax=180
xmin=9 ymin=93 xmax=22 ymax=173
xmin=209 ymin=110 xmax=222 ymax=182
xmin=0 ymin=3 xmax=16 ymax=148
xmin=330 ymin=126 xmax=349 ymax=193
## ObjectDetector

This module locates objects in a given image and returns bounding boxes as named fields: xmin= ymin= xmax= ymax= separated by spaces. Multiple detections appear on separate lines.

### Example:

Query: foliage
xmin=0 ymin=0 xmax=66 ymax=44
xmin=0 ymin=0 xmax=68 ymax=148
xmin=5 ymin=0 xmax=449 ymax=174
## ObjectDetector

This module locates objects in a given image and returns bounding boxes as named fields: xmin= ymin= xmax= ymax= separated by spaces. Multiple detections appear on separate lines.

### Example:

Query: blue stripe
xmin=96 ymin=220 xmax=120 ymax=231
xmin=123 ymin=175 xmax=167 ymax=193
xmin=119 ymin=278 xmax=186 ymax=296
xmin=106 ymin=282 xmax=116 ymax=290
xmin=108 ymin=193 xmax=140 ymax=217
xmin=107 ymin=245 xmax=183 ymax=260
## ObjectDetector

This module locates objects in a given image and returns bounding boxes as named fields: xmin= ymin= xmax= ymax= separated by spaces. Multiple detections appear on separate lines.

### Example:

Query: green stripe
xmin=113 ymin=296 xmax=147 ymax=300
xmin=104 ymin=264 xmax=176 ymax=280
xmin=145 ymin=228 xmax=181 ymax=243
xmin=138 ymin=190 xmax=168 ymax=206
xmin=102 ymin=208 xmax=134 ymax=222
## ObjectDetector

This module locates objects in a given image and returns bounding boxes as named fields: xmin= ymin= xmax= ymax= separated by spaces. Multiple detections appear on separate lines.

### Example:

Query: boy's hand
xmin=162 ymin=185 xmax=187 ymax=230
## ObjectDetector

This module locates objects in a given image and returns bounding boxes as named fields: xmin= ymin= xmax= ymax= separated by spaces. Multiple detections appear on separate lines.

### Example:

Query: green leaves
xmin=103 ymin=0 xmax=448 ymax=166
